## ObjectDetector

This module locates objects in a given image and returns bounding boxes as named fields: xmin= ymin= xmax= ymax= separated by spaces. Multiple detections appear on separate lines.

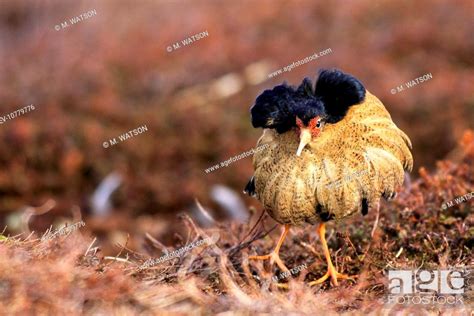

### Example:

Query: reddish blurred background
xmin=0 ymin=0 xmax=472 ymax=254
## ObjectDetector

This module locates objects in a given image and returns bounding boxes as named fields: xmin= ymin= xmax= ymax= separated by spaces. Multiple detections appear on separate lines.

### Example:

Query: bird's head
xmin=293 ymin=98 xmax=326 ymax=156
xmin=295 ymin=115 xmax=324 ymax=156
xmin=250 ymin=69 xmax=366 ymax=156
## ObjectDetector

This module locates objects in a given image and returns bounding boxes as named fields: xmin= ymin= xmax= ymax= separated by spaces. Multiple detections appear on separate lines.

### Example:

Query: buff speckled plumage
xmin=252 ymin=91 xmax=413 ymax=225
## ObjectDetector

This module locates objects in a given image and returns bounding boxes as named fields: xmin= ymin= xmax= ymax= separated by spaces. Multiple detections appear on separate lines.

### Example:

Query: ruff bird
xmin=244 ymin=69 xmax=413 ymax=285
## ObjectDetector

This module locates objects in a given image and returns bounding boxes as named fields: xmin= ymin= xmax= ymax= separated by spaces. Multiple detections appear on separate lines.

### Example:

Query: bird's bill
xmin=296 ymin=128 xmax=312 ymax=156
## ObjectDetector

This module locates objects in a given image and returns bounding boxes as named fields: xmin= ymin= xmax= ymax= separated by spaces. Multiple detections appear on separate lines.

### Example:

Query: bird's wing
xmin=244 ymin=129 xmax=275 ymax=198
xmin=309 ymin=91 xmax=413 ymax=219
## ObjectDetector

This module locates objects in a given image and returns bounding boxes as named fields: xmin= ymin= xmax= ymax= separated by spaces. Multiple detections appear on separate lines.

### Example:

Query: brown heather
xmin=0 ymin=131 xmax=472 ymax=314
xmin=0 ymin=0 xmax=473 ymax=314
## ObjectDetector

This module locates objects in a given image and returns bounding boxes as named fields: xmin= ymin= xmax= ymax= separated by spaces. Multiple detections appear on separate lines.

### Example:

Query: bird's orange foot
xmin=248 ymin=251 xmax=290 ymax=273
xmin=248 ymin=224 xmax=291 ymax=273
xmin=308 ymin=264 xmax=355 ymax=286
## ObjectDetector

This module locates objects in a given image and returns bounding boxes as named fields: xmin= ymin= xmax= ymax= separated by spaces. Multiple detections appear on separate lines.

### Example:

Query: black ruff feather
xmin=314 ymin=69 xmax=366 ymax=124
xmin=249 ymin=69 xmax=366 ymax=132
xmin=250 ymin=83 xmax=298 ymax=133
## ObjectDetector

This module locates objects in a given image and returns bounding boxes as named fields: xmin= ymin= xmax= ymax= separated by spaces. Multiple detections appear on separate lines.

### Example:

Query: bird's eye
xmin=316 ymin=120 xmax=322 ymax=128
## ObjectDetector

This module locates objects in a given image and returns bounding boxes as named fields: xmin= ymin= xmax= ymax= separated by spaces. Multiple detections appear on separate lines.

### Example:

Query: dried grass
xmin=1 ymin=131 xmax=473 ymax=315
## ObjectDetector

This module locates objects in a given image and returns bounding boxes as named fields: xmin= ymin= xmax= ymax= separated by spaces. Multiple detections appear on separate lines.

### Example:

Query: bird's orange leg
xmin=309 ymin=223 xmax=354 ymax=286
xmin=248 ymin=224 xmax=290 ymax=272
